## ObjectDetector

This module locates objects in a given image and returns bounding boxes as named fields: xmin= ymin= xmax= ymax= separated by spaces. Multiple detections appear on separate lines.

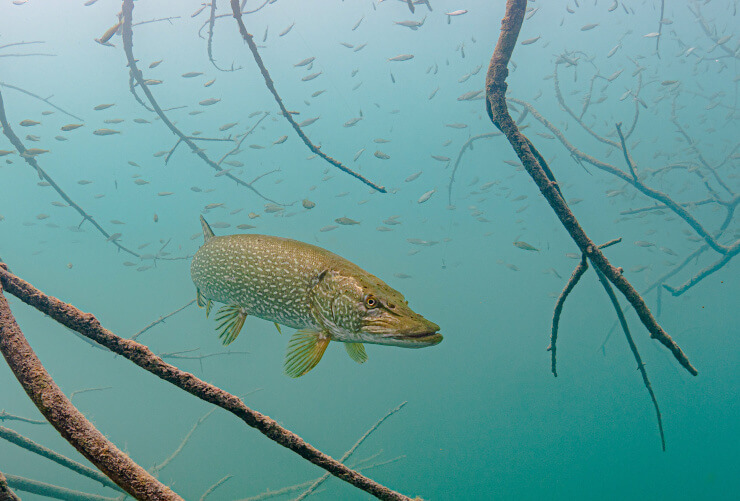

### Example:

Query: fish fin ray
xmin=205 ymin=299 xmax=213 ymax=318
xmin=345 ymin=343 xmax=368 ymax=364
xmin=274 ymin=322 xmax=282 ymax=334
xmin=200 ymin=215 xmax=215 ymax=243
xmin=196 ymin=289 xmax=206 ymax=309
xmin=284 ymin=329 xmax=330 ymax=378
xmin=215 ymin=304 xmax=247 ymax=346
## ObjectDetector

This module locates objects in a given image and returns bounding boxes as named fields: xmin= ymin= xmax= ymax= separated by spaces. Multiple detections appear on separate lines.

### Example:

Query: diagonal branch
xmin=486 ymin=0 xmax=696 ymax=376
xmin=0 ymin=264 xmax=411 ymax=501
xmin=0 ymin=276 xmax=181 ymax=500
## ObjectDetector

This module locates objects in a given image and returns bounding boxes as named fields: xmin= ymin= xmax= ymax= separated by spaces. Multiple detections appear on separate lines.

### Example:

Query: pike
xmin=191 ymin=217 xmax=442 ymax=377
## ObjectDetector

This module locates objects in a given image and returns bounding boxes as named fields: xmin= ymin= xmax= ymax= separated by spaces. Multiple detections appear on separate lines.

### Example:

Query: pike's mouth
xmin=391 ymin=331 xmax=443 ymax=345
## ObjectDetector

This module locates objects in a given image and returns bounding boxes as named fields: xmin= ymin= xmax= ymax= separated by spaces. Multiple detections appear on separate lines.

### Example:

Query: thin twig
xmin=4 ymin=475 xmax=119 ymax=501
xmin=0 ymin=426 xmax=123 ymax=492
xmin=130 ymin=300 xmax=195 ymax=341
xmin=200 ymin=475 xmax=233 ymax=501
xmin=0 ymin=82 xmax=84 ymax=121
xmin=229 ymin=0 xmax=386 ymax=193
xmin=592 ymin=265 xmax=665 ymax=451
xmin=0 ymin=411 xmax=47 ymax=425
xmin=294 ymin=402 xmax=407 ymax=501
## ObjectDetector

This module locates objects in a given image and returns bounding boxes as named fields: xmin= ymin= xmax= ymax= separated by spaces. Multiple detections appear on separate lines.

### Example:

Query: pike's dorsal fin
xmin=200 ymin=215 xmax=215 ymax=243
xmin=215 ymin=304 xmax=248 ymax=346
xmin=284 ymin=329 xmax=330 ymax=378
xmin=345 ymin=343 xmax=368 ymax=364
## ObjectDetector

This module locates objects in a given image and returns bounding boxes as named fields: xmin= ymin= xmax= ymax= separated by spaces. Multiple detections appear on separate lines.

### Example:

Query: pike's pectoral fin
xmin=344 ymin=343 xmax=368 ymax=364
xmin=284 ymin=329 xmax=330 ymax=378
xmin=215 ymin=304 xmax=248 ymax=346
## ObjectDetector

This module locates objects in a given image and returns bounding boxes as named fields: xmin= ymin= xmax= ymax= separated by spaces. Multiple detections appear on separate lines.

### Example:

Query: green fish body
xmin=191 ymin=216 xmax=441 ymax=377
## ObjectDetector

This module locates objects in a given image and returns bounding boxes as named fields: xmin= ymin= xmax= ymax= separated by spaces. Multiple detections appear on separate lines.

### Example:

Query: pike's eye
xmin=364 ymin=295 xmax=378 ymax=309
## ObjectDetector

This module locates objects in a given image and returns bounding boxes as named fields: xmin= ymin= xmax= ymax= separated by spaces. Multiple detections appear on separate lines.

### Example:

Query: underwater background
xmin=0 ymin=0 xmax=738 ymax=499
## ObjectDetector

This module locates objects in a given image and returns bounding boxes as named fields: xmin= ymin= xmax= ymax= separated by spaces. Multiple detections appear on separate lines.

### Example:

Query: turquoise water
xmin=1 ymin=0 xmax=738 ymax=499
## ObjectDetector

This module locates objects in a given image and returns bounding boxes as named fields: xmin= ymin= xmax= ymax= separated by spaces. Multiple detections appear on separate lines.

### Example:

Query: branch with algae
xmin=0 ymin=469 xmax=21 ymax=501
xmin=120 ymin=0 xmax=282 ymax=206
xmin=0 ymin=263 xmax=412 ymax=501
xmin=229 ymin=0 xmax=386 ymax=193
xmin=0 ymin=272 xmax=182 ymax=500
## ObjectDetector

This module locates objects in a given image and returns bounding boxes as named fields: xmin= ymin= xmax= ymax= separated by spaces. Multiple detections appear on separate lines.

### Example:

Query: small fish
xmin=643 ymin=32 xmax=660 ymax=38
xmin=204 ymin=78 xmax=216 ymax=87
xmin=431 ymin=155 xmax=451 ymax=162
xmin=273 ymin=135 xmax=288 ymax=145
xmin=94 ymin=103 xmax=115 ymax=111
xmin=405 ymin=171 xmax=422 ymax=183
xmin=335 ymin=217 xmax=360 ymax=225
xmin=22 ymin=148 xmax=49 ymax=157
xmin=93 ymin=128 xmax=121 ymax=136
xmin=149 ymin=60 xmax=163 ymax=68
xmin=19 ymin=119 xmax=40 ymax=127
xmin=388 ymin=54 xmax=414 ymax=62
xmin=319 ymin=225 xmax=338 ymax=232
xmin=344 ymin=117 xmax=362 ymax=127
xmin=417 ymin=189 xmax=436 ymax=204
xmin=634 ymin=241 xmax=655 ymax=248
xmin=374 ymin=151 xmax=390 ymax=160
xmin=279 ymin=22 xmax=295 ymax=37
xmin=219 ymin=122 xmax=238 ymax=131
xmin=294 ymin=57 xmax=315 ymax=67
xmin=182 ymin=71 xmax=204 ymax=78
xmin=298 ymin=117 xmax=320 ymax=127
xmin=446 ymin=123 xmax=468 ymax=129
xmin=407 ymin=238 xmax=438 ymax=247
xmin=302 ymin=72 xmax=322 ymax=82
xmin=61 ymin=124 xmax=84 ymax=131
xmin=581 ymin=23 xmax=598 ymax=31
xmin=521 ymin=36 xmax=541 ymax=45
xmin=199 ymin=98 xmax=221 ymax=106
xmin=513 ymin=241 xmax=539 ymax=252
xmin=302 ymin=199 xmax=316 ymax=209
xmin=446 ymin=10 xmax=468 ymax=16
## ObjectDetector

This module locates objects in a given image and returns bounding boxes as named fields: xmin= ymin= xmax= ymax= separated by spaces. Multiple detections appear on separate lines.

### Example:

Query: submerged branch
xmin=0 ymin=426 xmax=123 ymax=492
xmin=120 ymin=0 xmax=282 ymax=205
xmin=0 ymin=82 xmax=84 ymax=121
xmin=486 ymin=0 xmax=696 ymax=376
xmin=0 ymin=269 xmax=181 ymax=500
xmin=0 ymin=264 xmax=411 ymax=501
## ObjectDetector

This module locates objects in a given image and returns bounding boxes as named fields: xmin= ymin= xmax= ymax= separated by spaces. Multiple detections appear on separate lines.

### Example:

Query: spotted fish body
xmin=191 ymin=216 xmax=441 ymax=377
